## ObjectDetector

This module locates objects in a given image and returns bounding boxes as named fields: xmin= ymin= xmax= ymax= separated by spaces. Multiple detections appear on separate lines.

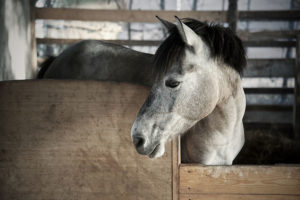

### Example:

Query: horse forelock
xmin=153 ymin=27 xmax=186 ymax=78
xmin=153 ymin=18 xmax=246 ymax=77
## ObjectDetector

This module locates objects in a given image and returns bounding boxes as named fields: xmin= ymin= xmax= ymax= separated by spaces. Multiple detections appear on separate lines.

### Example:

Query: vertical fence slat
xmin=227 ymin=0 xmax=238 ymax=33
xmin=294 ymin=36 xmax=300 ymax=138
xmin=172 ymin=137 xmax=181 ymax=200
xmin=30 ymin=0 xmax=37 ymax=77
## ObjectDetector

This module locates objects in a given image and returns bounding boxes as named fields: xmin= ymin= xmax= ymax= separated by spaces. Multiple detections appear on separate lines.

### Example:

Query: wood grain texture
xmin=180 ymin=194 xmax=300 ymax=200
xmin=172 ymin=137 xmax=180 ymax=200
xmin=0 ymin=80 xmax=172 ymax=200
xmin=180 ymin=164 xmax=300 ymax=195
xmin=34 ymin=8 xmax=300 ymax=22
xmin=34 ymin=8 xmax=227 ymax=22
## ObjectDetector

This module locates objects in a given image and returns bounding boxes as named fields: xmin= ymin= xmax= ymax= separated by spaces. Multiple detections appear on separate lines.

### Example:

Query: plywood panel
xmin=0 ymin=80 xmax=172 ymax=200
xmin=180 ymin=194 xmax=300 ymax=200
xmin=180 ymin=164 xmax=300 ymax=195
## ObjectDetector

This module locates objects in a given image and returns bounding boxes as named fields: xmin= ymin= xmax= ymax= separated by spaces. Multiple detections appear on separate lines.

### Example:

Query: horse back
xmin=40 ymin=40 xmax=154 ymax=86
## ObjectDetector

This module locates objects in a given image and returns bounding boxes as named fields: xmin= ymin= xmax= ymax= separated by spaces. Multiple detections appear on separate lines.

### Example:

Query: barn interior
xmin=0 ymin=1 xmax=300 ymax=199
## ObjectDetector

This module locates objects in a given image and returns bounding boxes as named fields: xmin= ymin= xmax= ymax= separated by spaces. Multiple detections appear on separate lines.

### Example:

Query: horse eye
xmin=165 ymin=79 xmax=180 ymax=88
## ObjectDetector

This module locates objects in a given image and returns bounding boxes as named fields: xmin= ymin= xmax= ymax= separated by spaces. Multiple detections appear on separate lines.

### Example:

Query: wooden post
xmin=30 ymin=0 xmax=37 ymax=77
xmin=227 ymin=0 xmax=238 ymax=33
xmin=172 ymin=136 xmax=180 ymax=200
xmin=294 ymin=35 xmax=300 ymax=139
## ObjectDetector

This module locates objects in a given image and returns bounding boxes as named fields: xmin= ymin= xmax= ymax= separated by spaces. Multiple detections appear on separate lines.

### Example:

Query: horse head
xmin=131 ymin=17 xmax=246 ymax=159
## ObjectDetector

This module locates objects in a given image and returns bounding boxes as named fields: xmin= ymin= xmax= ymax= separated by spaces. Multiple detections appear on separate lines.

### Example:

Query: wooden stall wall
xmin=0 ymin=81 xmax=174 ymax=200
xmin=179 ymin=164 xmax=300 ymax=200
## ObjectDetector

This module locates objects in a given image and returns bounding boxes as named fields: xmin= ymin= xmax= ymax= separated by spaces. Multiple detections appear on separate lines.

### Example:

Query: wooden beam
xmin=227 ymin=0 xmax=238 ymax=33
xmin=244 ymin=40 xmax=296 ymax=47
xmin=238 ymin=30 xmax=300 ymax=40
xmin=30 ymin=0 xmax=37 ymax=78
xmin=244 ymin=110 xmax=292 ymax=124
xmin=294 ymin=36 xmax=300 ymax=139
xmin=36 ymin=38 xmax=162 ymax=46
xmin=180 ymin=194 xmax=300 ymax=200
xmin=36 ymin=38 xmax=81 ymax=44
xmin=244 ymin=87 xmax=294 ymax=94
xmin=172 ymin=137 xmax=180 ymax=200
xmin=245 ymin=59 xmax=295 ymax=78
xmin=246 ymin=105 xmax=293 ymax=112
xmin=36 ymin=38 xmax=297 ymax=47
xmin=34 ymin=8 xmax=227 ymax=22
xmin=180 ymin=165 xmax=300 ymax=195
xmin=239 ymin=10 xmax=300 ymax=21
xmin=34 ymin=8 xmax=300 ymax=22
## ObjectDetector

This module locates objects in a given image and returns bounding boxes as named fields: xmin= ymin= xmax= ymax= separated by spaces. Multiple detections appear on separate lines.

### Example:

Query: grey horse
xmin=38 ymin=17 xmax=246 ymax=165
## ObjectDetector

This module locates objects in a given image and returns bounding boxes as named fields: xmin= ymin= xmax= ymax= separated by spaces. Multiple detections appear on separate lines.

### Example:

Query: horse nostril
xmin=133 ymin=135 xmax=145 ymax=149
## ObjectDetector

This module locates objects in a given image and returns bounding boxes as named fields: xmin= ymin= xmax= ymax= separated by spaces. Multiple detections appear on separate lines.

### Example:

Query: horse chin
xmin=148 ymin=143 xmax=165 ymax=159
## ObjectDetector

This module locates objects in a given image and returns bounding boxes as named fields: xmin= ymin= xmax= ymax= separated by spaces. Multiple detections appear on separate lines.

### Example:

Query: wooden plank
xmin=244 ymin=88 xmax=294 ymax=94
xmin=34 ymin=8 xmax=300 ymax=22
xmin=180 ymin=194 xmax=300 ymax=200
xmin=244 ymin=40 xmax=296 ymax=47
xmin=36 ymin=38 xmax=81 ymax=44
xmin=36 ymin=38 xmax=162 ymax=46
xmin=238 ymin=30 xmax=300 ymax=40
xmin=244 ymin=110 xmax=292 ymax=124
xmin=295 ymin=36 xmax=300 ymax=139
xmin=0 ymin=80 xmax=172 ymax=200
xmin=36 ymin=38 xmax=297 ymax=48
xmin=172 ymin=137 xmax=180 ymax=200
xmin=227 ymin=0 xmax=238 ymax=33
xmin=245 ymin=59 xmax=295 ymax=78
xmin=244 ymin=122 xmax=293 ymax=131
xmin=239 ymin=10 xmax=300 ymax=21
xmin=34 ymin=8 xmax=227 ymax=22
xmin=246 ymin=105 xmax=292 ymax=112
xmin=30 ymin=0 xmax=37 ymax=77
xmin=180 ymin=164 xmax=300 ymax=195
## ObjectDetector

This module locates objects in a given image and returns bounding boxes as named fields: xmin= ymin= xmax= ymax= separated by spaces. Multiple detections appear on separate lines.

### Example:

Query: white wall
xmin=0 ymin=0 xmax=33 ymax=80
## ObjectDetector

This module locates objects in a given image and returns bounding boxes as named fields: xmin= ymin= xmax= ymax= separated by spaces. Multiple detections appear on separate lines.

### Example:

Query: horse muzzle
xmin=132 ymin=133 xmax=158 ymax=155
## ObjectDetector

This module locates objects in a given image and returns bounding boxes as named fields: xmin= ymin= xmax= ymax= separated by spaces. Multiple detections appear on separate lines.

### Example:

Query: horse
xmin=38 ymin=17 xmax=246 ymax=165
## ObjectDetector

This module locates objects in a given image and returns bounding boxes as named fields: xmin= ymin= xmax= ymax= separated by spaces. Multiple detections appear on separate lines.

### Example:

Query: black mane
xmin=154 ymin=18 xmax=246 ymax=76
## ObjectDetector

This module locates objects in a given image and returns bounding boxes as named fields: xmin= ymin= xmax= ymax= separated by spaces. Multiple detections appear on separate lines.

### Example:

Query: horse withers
xmin=38 ymin=17 xmax=246 ymax=165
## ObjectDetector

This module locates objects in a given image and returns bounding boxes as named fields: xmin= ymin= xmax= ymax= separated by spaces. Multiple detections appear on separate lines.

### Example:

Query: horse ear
xmin=156 ymin=16 xmax=175 ymax=31
xmin=174 ymin=16 xmax=199 ymax=47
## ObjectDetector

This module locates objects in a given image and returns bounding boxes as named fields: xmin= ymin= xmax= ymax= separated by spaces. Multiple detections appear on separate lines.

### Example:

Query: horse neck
xmin=182 ymin=66 xmax=246 ymax=165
